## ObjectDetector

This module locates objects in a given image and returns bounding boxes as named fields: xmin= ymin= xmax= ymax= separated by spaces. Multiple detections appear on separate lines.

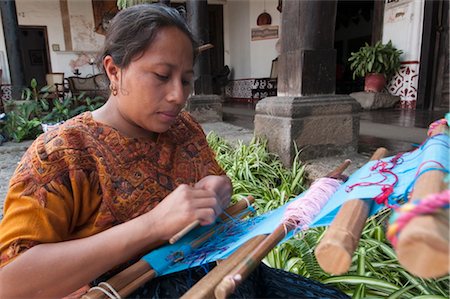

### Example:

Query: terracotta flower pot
xmin=364 ymin=73 xmax=386 ymax=92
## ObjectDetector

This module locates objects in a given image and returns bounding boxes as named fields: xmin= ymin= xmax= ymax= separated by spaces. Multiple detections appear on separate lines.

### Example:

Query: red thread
xmin=346 ymin=153 xmax=402 ymax=207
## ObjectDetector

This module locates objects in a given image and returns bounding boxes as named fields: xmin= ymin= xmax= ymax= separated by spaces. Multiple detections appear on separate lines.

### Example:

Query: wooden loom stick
xmin=169 ymin=220 xmax=201 ymax=244
xmin=213 ymin=160 xmax=352 ymax=299
xmin=395 ymin=123 xmax=449 ymax=278
xmin=314 ymin=147 xmax=388 ymax=275
xmin=82 ymin=196 xmax=255 ymax=299
xmin=180 ymin=235 xmax=267 ymax=299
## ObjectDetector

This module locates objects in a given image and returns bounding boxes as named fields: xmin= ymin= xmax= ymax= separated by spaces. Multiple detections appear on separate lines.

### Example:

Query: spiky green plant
xmin=207 ymin=132 xmax=306 ymax=214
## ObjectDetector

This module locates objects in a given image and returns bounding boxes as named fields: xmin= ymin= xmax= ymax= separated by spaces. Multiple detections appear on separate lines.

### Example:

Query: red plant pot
xmin=364 ymin=73 xmax=386 ymax=92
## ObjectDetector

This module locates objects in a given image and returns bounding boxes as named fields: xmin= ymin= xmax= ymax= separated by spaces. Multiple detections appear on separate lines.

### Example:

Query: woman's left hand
xmin=195 ymin=175 xmax=232 ymax=211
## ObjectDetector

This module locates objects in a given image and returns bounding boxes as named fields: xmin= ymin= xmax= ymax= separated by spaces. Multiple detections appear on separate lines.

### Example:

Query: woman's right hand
xmin=148 ymin=184 xmax=221 ymax=240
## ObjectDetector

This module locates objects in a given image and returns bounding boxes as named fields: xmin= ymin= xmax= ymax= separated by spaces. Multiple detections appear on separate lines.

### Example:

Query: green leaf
xmin=387 ymin=285 xmax=417 ymax=299
xmin=353 ymin=283 xmax=366 ymax=299
xmin=410 ymin=296 xmax=448 ymax=299
xmin=323 ymin=275 xmax=400 ymax=292
xmin=31 ymin=78 xmax=37 ymax=89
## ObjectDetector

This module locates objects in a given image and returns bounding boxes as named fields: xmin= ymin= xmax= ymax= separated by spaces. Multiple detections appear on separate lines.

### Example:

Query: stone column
xmin=254 ymin=0 xmax=360 ymax=166
xmin=185 ymin=0 xmax=222 ymax=122
xmin=0 ymin=0 xmax=26 ymax=97
xmin=187 ymin=0 xmax=212 ymax=95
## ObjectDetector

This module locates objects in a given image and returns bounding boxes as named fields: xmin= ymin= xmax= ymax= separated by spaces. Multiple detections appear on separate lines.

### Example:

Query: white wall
xmin=249 ymin=0 xmax=279 ymax=78
xmin=383 ymin=0 xmax=424 ymax=61
xmin=0 ymin=0 xmax=104 ymax=81
xmin=224 ymin=0 xmax=280 ymax=79
xmin=0 ymin=13 xmax=11 ymax=84
xmin=224 ymin=0 xmax=251 ymax=79
xmin=383 ymin=0 xmax=425 ymax=107
xmin=57 ymin=0 xmax=104 ymax=77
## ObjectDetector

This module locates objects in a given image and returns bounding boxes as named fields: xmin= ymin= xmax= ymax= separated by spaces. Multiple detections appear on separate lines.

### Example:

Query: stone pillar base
xmin=254 ymin=95 xmax=361 ymax=166
xmin=185 ymin=94 xmax=223 ymax=123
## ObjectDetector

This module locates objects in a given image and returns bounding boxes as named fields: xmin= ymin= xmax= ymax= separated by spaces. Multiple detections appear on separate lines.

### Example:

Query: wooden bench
xmin=67 ymin=74 xmax=109 ymax=100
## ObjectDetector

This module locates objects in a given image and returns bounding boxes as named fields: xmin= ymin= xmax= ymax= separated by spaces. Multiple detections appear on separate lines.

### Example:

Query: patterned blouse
xmin=0 ymin=111 xmax=224 ymax=267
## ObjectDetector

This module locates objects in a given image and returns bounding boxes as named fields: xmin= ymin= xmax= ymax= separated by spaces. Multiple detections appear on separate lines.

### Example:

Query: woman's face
xmin=112 ymin=26 xmax=194 ymax=136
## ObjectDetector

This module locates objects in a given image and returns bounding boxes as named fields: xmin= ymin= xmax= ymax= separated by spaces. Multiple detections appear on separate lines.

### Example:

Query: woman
xmin=0 ymin=4 xmax=347 ymax=298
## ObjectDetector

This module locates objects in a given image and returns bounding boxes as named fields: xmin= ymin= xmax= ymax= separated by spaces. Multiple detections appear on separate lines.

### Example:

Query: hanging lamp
xmin=257 ymin=0 xmax=272 ymax=26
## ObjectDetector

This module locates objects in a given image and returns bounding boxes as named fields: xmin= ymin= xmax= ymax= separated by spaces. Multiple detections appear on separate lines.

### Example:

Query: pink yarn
xmin=281 ymin=177 xmax=342 ymax=233
xmin=427 ymin=118 xmax=448 ymax=136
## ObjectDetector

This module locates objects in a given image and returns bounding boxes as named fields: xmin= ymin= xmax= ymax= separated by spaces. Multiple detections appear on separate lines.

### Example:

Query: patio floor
xmin=222 ymin=101 xmax=448 ymax=156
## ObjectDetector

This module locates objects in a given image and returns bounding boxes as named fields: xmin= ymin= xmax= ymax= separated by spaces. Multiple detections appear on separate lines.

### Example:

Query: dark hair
xmin=98 ymin=4 xmax=198 ymax=73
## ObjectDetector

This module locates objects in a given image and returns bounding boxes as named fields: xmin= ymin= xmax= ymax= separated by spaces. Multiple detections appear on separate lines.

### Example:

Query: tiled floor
xmin=359 ymin=108 xmax=448 ymax=128
xmin=222 ymin=101 xmax=448 ymax=156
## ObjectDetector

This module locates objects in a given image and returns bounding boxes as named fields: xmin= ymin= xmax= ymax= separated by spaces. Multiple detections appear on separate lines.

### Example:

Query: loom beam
xmin=396 ymin=123 xmax=449 ymax=278
xmin=314 ymin=147 xmax=388 ymax=275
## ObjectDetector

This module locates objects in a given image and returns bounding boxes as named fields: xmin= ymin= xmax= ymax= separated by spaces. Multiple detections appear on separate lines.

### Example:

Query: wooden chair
xmin=45 ymin=73 xmax=65 ymax=100
xmin=270 ymin=57 xmax=278 ymax=79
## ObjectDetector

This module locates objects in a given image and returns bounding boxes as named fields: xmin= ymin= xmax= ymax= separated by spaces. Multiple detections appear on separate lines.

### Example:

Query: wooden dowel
xmin=81 ymin=260 xmax=153 ymax=299
xmin=118 ymin=267 xmax=157 ymax=298
xmin=214 ymin=160 xmax=352 ymax=299
xmin=181 ymin=235 xmax=267 ymax=299
xmin=327 ymin=159 xmax=352 ymax=179
xmin=396 ymin=124 xmax=449 ymax=278
xmin=396 ymin=171 xmax=448 ymax=278
xmin=197 ymin=43 xmax=214 ymax=52
xmin=169 ymin=220 xmax=200 ymax=244
xmin=219 ymin=195 xmax=255 ymax=221
xmin=81 ymin=241 xmax=164 ymax=299
xmin=82 ymin=196 xmax=255 ymax=299
xmin=314 ymin=147 xmax=388 ymax=275
xmin=214 ymin=226 xmax=286 ymax=299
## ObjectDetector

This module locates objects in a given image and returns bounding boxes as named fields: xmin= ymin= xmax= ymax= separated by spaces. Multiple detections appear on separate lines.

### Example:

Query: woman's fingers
xmin=195 ymin=207 xmax=218 ymax=226
xmin=181 ymin=188 xmax=222 ymax=224
xmin=157 ymin=184 xmax=222 ymax=229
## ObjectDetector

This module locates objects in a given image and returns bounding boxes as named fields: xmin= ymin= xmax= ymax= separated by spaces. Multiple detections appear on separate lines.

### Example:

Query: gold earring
xmin=109 ymin=83 xmax=118 ymax=96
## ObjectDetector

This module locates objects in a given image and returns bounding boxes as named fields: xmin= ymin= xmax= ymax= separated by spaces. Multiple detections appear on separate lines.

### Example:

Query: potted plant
xmin=348 ymin=40 xmax=403 ymax=92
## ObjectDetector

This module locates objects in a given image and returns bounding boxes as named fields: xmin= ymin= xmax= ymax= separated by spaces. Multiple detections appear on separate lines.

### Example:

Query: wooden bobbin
xmin=314 ymin=147 xmax=388 ymax=275
xmin=396 ymin=163 xmax=449 ymax=278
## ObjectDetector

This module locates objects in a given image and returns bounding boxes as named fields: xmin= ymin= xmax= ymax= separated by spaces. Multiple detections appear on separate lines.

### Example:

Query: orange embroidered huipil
xmin=0 ymin=111 xmax=224 ymax=267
